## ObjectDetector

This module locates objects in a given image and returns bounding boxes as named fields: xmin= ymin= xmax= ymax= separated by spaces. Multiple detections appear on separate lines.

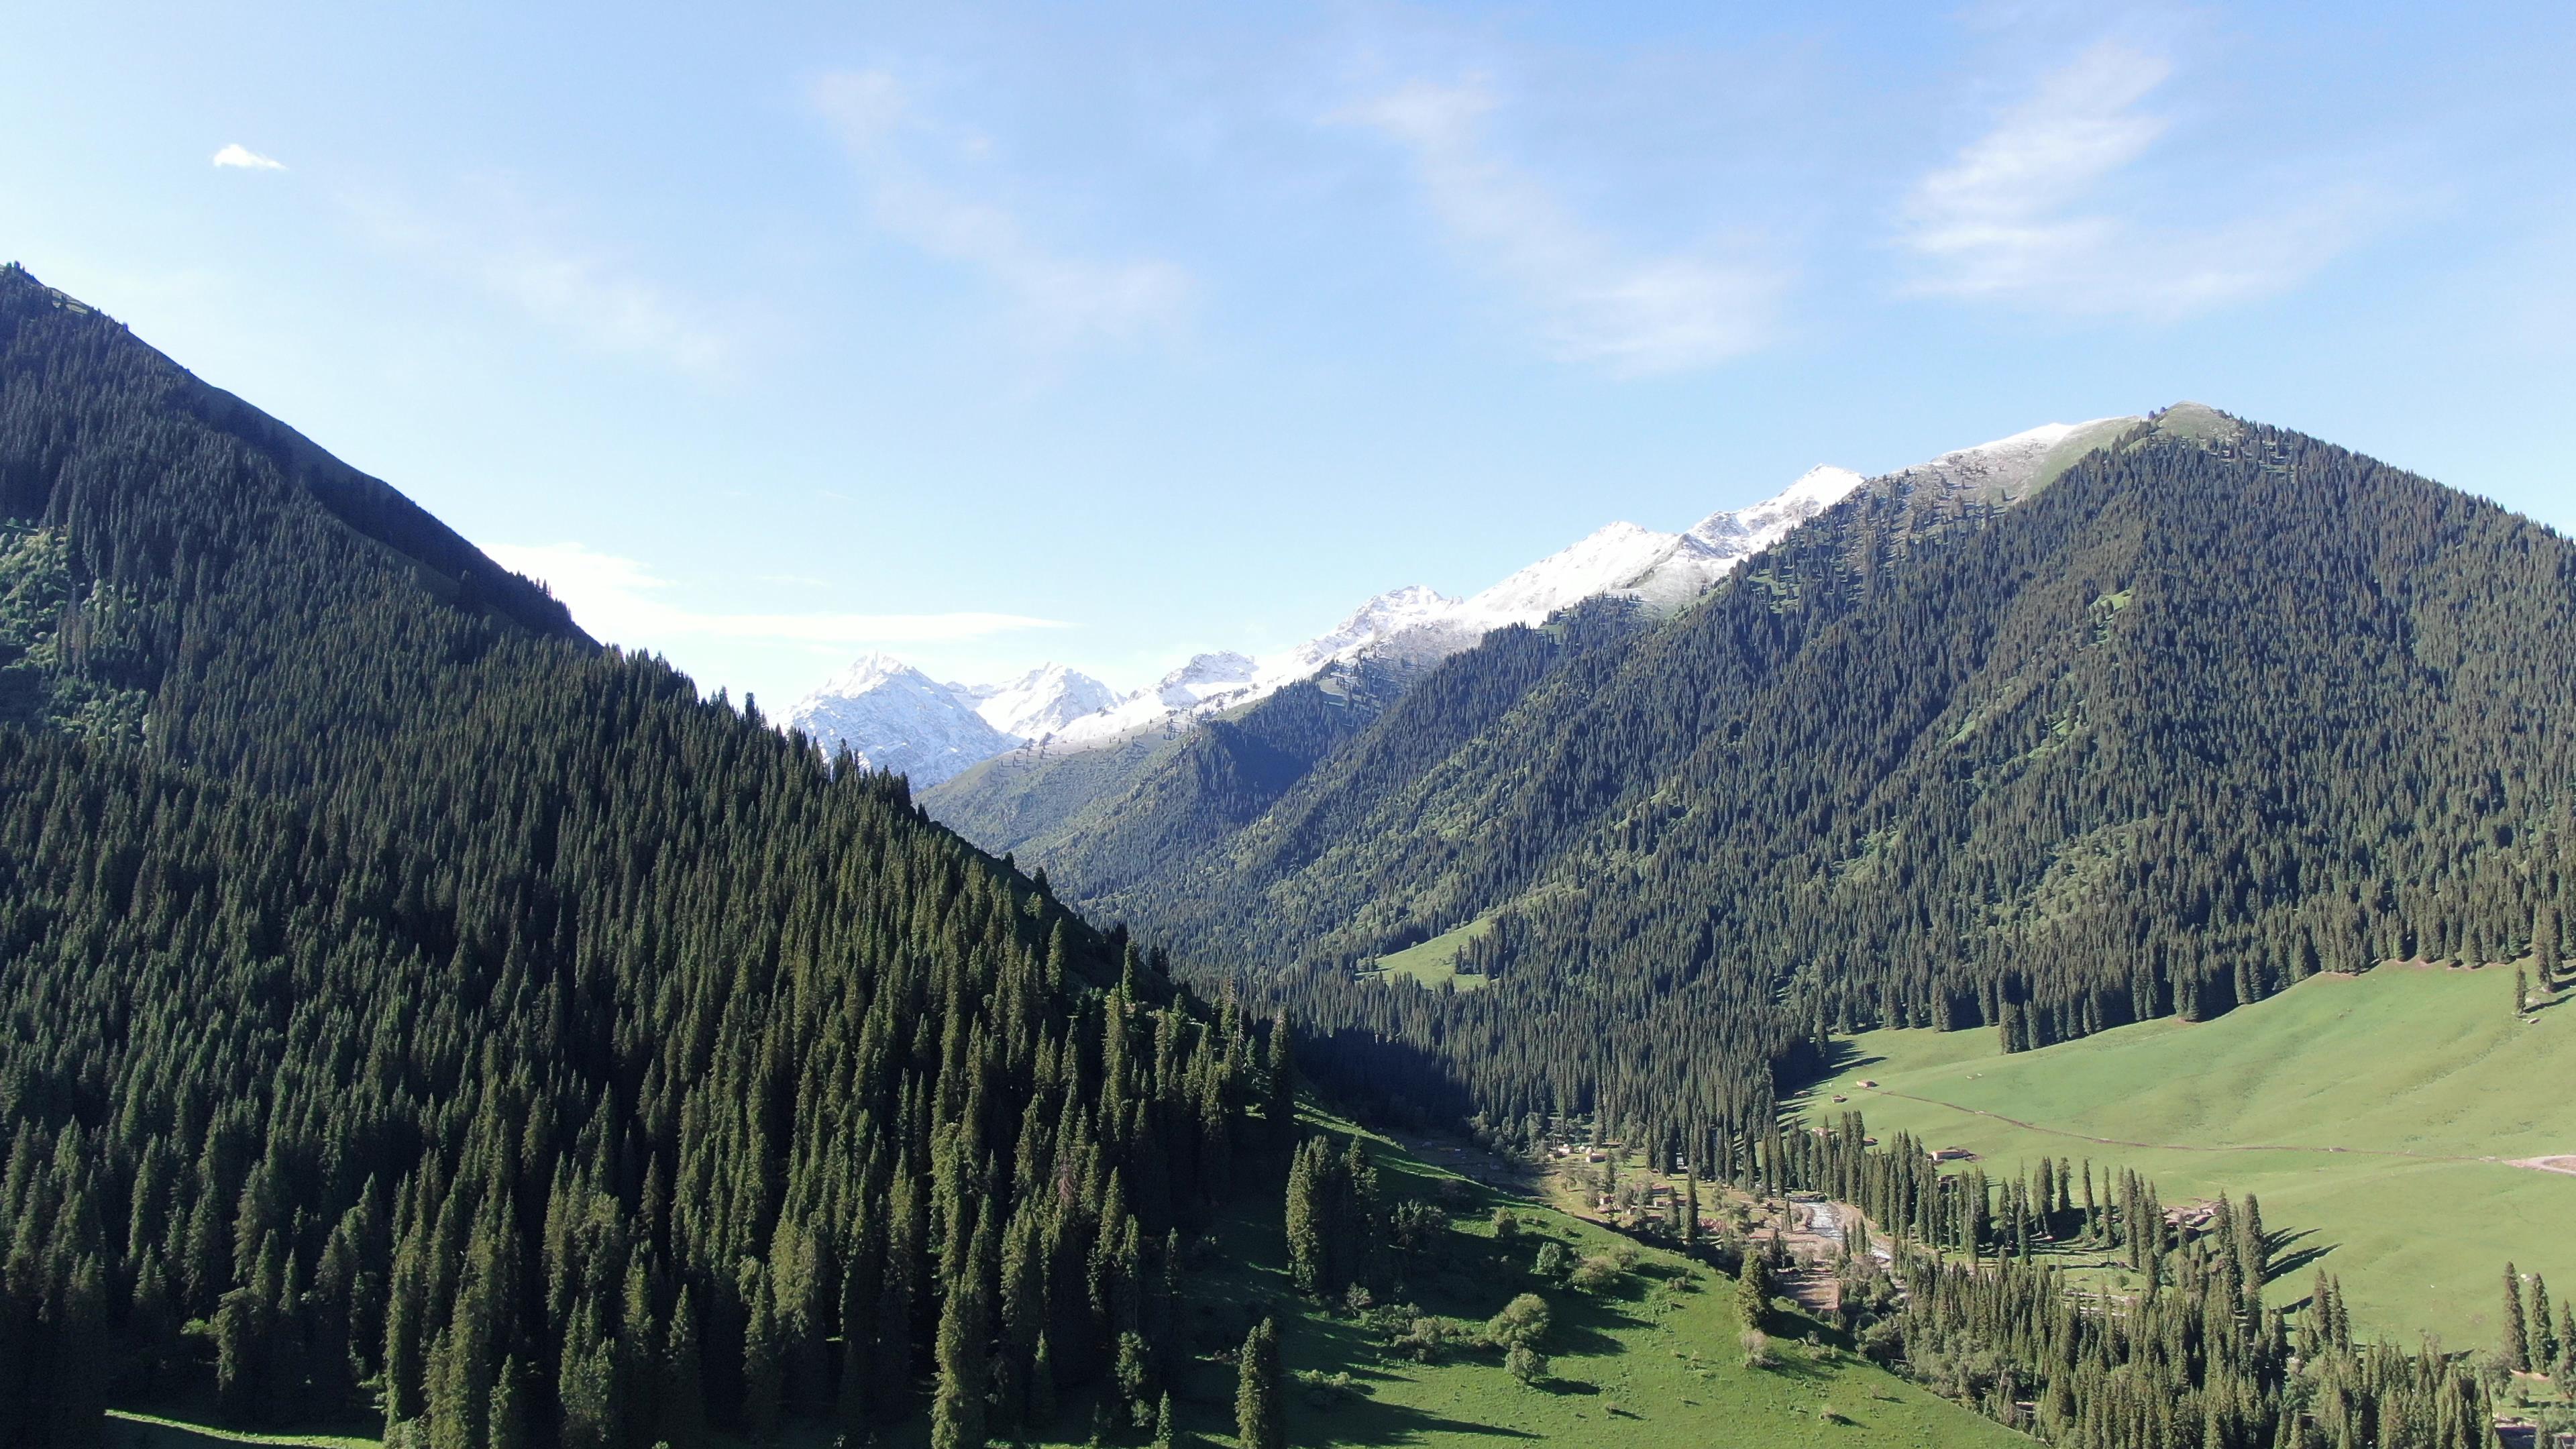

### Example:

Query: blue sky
xmin=7 ymin=1 xmax=2572 ymax=706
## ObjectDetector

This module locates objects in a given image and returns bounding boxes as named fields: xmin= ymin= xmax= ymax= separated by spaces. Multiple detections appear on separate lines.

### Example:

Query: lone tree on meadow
xmin=1739 ymin=1254 xmax=1771 ymax=1332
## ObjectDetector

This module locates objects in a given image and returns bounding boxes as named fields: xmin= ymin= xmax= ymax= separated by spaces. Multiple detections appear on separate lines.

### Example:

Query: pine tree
xmin=488 ymin=1355 xmax=528 ymax=1449
xmin=2503 ymin=1263 xmax=2530 ymax=1372
xmin=932 ymin=1276 xmax=989 ymax=1449
xmin=2530 ymin=1273 xmax=2558 ymax=1376
xmin=1283 ymin=1143 xmax=1324 ymax=1295
xmin=1737 ymin=1254 xmax=1770 ymax=1332
xmin=1030 ymin=1333 xmax=1059 ymax=1430
xmin=665 ymin=1286 xmax=706 ymax=1442
xmin=1234 ymin=1318 xmax=1283 ymax=1449
xmin=743 ymin=1265 xmax=786 ymax=1439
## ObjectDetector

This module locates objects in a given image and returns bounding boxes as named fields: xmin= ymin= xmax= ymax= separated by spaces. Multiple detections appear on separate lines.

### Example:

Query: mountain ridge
xmin=981 ymin=405 xmax=2576 ymax=1146
xmin=923 ymin=412 xmax=2142 ymax=869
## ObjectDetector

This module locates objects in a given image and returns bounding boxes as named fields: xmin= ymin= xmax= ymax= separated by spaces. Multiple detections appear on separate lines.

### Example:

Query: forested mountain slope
xmin=0 ymin=264 xmax=1266 ymax=1446
xmin=1024 ymin=407 xmax=2576 ymax=1155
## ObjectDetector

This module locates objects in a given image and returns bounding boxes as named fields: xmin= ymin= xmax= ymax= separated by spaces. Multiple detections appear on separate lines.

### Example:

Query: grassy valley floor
xmin=1161 ymin=1109 xmax=2017 ymax=1448
xmin=1806 ymin=964 xmax=2576 ymax=1346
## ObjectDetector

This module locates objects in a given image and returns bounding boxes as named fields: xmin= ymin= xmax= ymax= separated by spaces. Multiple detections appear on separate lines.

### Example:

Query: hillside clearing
xmin=1807 ymin=965 xmax=2576 ymax=1344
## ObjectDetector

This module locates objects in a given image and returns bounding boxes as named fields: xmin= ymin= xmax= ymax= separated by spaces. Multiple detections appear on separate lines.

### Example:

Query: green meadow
xmin=1138 ymin=1108 xmax=2015 ymax=1448
xmin=1364 ymin=919 xmax=1496 ymax=992
xmin=1807 ymin=965 xmax=2576 ymax=1347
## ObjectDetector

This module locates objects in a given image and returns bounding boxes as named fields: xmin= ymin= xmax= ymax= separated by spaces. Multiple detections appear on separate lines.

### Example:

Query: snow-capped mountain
xmin=1882 ymin=418 xmax=2137 ymax=504
xmin=786 ymin=652 xmax=1014 ymax=786
xmin=1036 ymin=460 xmax=1868 ymax=750
xmin=969 ymin=663 xmax=1120 ymax=739
xmin=791 ymin=417 xmax=2137 ymax=784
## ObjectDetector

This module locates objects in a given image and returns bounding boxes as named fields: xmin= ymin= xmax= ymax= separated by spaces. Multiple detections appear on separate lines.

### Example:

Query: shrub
xmin=1486 ymin=1293 xmax=1552 ymax=1351
xmin=1506 ymin=1344 xmax=1549 ymax=1384
xmin=1568 ymin=1254 xmax=1625 ymax=1293
xmin=1393 ymin=1315 xmax=1458 ymax=1363
xmin=1292 ymin=1368 xmax=1358 ymax=1406
xmin=1491 ymin=1207 xmax=1522 ymax=1240
xmin=1533 ymin=1242 xmax=1569 ymax=1278
xmin=1740 ymin=1328 xmax=1777 ymax=1368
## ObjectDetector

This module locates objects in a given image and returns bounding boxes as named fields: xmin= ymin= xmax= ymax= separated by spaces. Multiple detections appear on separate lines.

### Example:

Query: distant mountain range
xmin=788 ymin=419 xmax=2134 ymax=786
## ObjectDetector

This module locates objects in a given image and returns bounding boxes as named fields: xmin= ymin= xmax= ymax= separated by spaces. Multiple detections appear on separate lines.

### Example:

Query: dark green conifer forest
xmin=0 ymin=265 xmax=1269 ymax=1444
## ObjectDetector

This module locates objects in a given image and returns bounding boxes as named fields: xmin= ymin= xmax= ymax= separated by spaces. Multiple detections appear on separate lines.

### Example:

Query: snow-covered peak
xmin=788 ymin=654 xmax=1011 ymax=787
xmin=1455 ymin=521 xmax=1678 ymax=628
xmin=973 ymin=663 xmax=1118 ymax=739
xmin=1151 ymin=651 xmax=1258 ymax=707
xmin=813 ymin=649 xmax=922 ymax=698
xmin=1265 ymin=584 xmax=1464 ymax=682
xmin=1888 ymin=417 xmax=2139 ymax=502
xmin=1681 ymin=465 xmax=1863 ymax=553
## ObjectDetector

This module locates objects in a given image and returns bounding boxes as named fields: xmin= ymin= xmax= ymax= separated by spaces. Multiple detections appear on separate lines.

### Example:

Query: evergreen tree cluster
xmin=0 ymin=265 xmax=1269 ymax=1444
xmin=1281 ymin=1134 xmax=1384 ymax=1300
xmin=1765 ymin=1111 xmax=2499 ymax=1449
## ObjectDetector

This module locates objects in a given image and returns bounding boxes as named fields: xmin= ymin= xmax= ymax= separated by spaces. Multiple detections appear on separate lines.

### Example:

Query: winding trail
xmin=1855 ymin=1086 xmax=2559 ymax=1172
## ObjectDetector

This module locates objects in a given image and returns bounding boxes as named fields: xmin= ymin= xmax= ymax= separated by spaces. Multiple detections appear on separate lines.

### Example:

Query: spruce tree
xmin=488 ymin=1355 xmax=528 ymax=1449
xmin=665 ymin=1287 xmax=706 ymax=1441
xmin=1234 ymin=1318 xmax=1284 ymax=1449
xmin=743 ymin=1267 xmax=787 ymax=1439
xmin=2532 ymin=1274 xmax=2559 ymax=1375
xmin=1283 ymin=1143 xmax=1324 ymax=1295
xmin=932 ymin=1277 xmax=989 ymax=1449
xmin=2503 ymin=1263 xmax=2530 ymax=1372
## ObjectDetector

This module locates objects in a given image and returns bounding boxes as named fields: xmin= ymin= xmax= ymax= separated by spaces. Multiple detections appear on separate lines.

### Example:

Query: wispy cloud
xmin=1900 ymin=42 xmax=2383 ymax=318
xmin=486 ymin=541 xmax=1069 ymax=650
xmin=1335 ymin=78 xmax=1780 ymax=375
xmin=812 ymin=68 xmax=1194 ymax=347
xmin=352 ymin=181 xmax=745 ymax=376
xmin=212 ymin=144 xmax=286 ymax=172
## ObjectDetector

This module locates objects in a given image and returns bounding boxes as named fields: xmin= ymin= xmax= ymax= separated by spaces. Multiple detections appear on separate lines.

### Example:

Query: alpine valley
xmin=2 ymin=259 xmax=2570 ymax=1449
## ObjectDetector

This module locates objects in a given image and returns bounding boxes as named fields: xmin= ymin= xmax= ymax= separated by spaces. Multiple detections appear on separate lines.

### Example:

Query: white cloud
xmin=1336 ymin=78 xmax=1780 ymax=375
xmin=812 ymin=69 xmax=1195 ymax=347
xmin=486 ymin=541 xmax=1069 ymax=651
xmin=352 ymin=183 xmax=743 ymax=376
xmin=212 ymin=144 xmax=286 ymax=172
xmin=1900 ymin=42 xmax=2383 ymax=318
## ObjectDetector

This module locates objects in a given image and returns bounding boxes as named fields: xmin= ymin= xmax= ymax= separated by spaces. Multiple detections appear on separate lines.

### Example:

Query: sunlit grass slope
xmin=1809 ymin=966 xmax=2576 ymax=1346
xmin=1141 ymin=1108 xmax=2019 ymax=1448
xmin=1364 ymin=918 xmax=1496 ymax=991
